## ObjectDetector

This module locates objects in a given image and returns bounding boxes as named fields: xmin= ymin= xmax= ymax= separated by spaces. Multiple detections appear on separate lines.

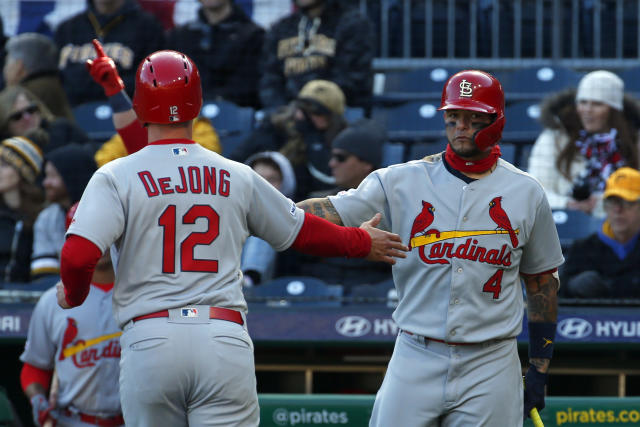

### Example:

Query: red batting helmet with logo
xmin=438 ymin=70 xmax=505 ymax=150
xmin=133 ymin=50 xmax=202 ymax=124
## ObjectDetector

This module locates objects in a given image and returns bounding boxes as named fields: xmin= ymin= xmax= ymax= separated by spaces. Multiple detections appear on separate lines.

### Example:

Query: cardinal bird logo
xmin=59 ymin=317 xmax=78 ymax=361
xmin=488 ymin=196 xmax=519 ymax=248
xmin=408 ymin=201 xmax=440 ymax=250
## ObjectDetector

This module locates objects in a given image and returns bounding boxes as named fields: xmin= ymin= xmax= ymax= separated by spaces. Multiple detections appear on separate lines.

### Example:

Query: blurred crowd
xmin=0 ymin=0 xmax=638 ymax=301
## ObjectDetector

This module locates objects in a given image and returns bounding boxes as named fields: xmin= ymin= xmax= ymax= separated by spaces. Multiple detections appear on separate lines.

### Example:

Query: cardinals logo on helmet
xmin=459 ymin=79 xmax=473 ymax=97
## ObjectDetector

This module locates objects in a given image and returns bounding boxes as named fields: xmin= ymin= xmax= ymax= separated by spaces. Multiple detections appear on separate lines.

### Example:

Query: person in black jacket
xmin=166 ymin=0 xmax=264 ymax=108
xmin=560 ymin=167 xmax=640 ymax=298
xmin=54 ymin=0 xmax=164 ymax=106
xmin=259 ymin=0 xmax=374 ymax=110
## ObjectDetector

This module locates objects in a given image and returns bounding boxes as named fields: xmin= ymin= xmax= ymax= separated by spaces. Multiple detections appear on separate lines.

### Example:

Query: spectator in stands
xmin=241 ymin=151 xmax=297 ymax=287
xmin=0 ymin=86 xmax=89 ymax=153
xmin=297 ymin=120 xmax=391 ymax=291
xmin=560 ymin=167 xmax=640 ymax=298
xmin=529 ymin=70 xmax=640 ymax=217
xmin=166 ymin=0 xmax=265 ymax=108
xmin=259 ymin=0 xmax=374 ymax=110
xmin=0 ymin=130 xmax=46 ymax=283
xmin=3 ymin=32 xmax=74 ymax=120
xmin=232 ymin=79 xmax=347 ymax=200
xmin=31 ymin=144 xmax=96 ymax=278
xmin=54 ymin=0 xmax=164 ymax=106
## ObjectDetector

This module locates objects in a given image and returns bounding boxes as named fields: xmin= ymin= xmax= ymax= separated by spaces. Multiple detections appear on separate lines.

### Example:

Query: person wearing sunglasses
xmin=561 ymin=166 xmax=640 ymax=299
xmin=297 ymin=120 xmax=392 ymax=292
xmin=0 ymin=86 xmax=89 ymax=153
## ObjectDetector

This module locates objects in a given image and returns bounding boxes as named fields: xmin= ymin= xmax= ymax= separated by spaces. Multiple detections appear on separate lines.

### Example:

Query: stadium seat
xmin=375 ymin=67 xmax=454 ymax=102
xmin=493 ymin=66 xmax=583 ymax=101
xmin=552 ymin=209 xmax=602 ymax=250
xmin=381 ymin=142 xmax=405 ymax=166
xmin=72 ymin=101 xmax=116 ymax=141
xmin=500 ymin=143 xmax=517 ymax=165
xmin=244 ymin=276 xmax=343 ymax=307
xmin=349 ymin=279 xmax=397 ymax=308
xmin=344 ymin=106 xmax=365 ymax=123
xmin=502 ymin=101 xmax=542 ymax=144
xmin=619 ymin=66 xmax=640 ymax=96
xmin=371 ymin=101 xmax=445 ymax=142
xmin=200 ymin=99 xmax=254 ymax=158
xmin=407 ymin=139 xmax=448 ymax=160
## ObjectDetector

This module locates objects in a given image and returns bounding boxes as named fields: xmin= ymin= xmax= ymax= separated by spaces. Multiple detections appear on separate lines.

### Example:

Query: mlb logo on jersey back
xmin=181 ymin=308 xmax=198 ymax=317
xmin=173 ymin=147 xmax=188 ymax=156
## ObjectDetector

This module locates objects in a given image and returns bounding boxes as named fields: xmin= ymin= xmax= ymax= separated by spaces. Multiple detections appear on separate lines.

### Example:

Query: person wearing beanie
xmin=31 ymin=144 xmax=97 ymax=278
xmin=561 ymin=167 xmax=640 ymax=298
xmin=241 ymin=151 xmax=298 ymax=286
xmin=329 ymin=119 xmax=385 ymax=191
xmin=296 ymin=119 xmax=392 ymax=292
xmin=231 ymin=79 xmax=349 ymax=199
xmin=0 ymin=130 xmax=46 ymax=282
xmin=529 ymin=69 xmax=640 ymax=217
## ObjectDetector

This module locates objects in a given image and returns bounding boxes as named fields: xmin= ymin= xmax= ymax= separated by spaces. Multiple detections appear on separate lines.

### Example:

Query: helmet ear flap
xmin=474 ymin=113 xmax=505 ymax=150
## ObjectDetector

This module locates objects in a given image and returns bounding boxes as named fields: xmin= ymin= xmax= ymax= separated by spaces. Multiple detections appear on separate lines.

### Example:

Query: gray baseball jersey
xmin=67 ymin=140 xmax=304 ymax=327
xmin=329 ymin=154 xmax=564 ymax=342
xmin=20 ymin=283 xmax=122 ymax=416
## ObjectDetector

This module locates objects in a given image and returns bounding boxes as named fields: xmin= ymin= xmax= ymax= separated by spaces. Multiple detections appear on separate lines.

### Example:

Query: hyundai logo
xmin=557 ymin=318 xmax=593 ymax=339
xmin=336 ymin=316 xmax=371 ymax=337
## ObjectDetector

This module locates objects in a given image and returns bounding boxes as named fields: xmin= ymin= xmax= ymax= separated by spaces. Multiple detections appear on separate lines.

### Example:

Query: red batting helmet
xmin=438 ymin=70 xmax=505 ymax=150
xmin=133 ymin=50 xmax=202 ymax=124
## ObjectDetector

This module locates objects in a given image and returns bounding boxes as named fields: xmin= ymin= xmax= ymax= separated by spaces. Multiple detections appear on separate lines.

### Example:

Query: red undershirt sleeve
xmin=60 ymin=235 xmax=102 ymax=307
xmin=117 ymin=118 xmax=147 ymax=154
xmin=292 ymin=212 xmax=371 ymax=258
xmin=20 ymin=363 xmax=53 ymax=392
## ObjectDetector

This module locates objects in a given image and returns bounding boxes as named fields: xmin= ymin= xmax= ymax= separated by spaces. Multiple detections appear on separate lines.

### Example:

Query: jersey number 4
xmin=158 ymin=204 xmax=219 ymax=273
xmin=482 ymin=269 xmax=504 ymax=299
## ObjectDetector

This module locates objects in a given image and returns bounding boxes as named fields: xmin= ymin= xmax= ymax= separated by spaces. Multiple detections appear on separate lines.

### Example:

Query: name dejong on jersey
xmin=408 ymin=196 xmax=519 ymax=267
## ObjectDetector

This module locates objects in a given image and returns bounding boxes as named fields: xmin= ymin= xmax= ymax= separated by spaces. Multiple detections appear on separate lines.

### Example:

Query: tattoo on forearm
xmin=297 ymin=198 xmax=343 ymax=225
xmin=530 ymin=358 xmax=550 ymax=373
xmin=524 ymin=273 xmax=558 ymax=323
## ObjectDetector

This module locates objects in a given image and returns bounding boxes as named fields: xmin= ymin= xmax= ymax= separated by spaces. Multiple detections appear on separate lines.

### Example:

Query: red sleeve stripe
xmin=20 ymin=363 xmax=53 ymax=392
xmin=60 ymin=235 xmax=102 ymax=307
xmin=118 ymin=119 xmax=147 ymax=154
xmin=292 ymin=212 xmax=371 ymax=258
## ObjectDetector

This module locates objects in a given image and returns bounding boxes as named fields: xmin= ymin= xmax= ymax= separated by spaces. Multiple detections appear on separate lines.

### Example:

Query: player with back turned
xmin=55 ymin=48 xmax=407 ymax=427
xmin=297 ymin=70 xmax=563 ymax=426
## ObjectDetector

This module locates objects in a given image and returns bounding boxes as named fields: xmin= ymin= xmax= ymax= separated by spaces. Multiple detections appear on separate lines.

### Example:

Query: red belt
xmin=133 ymin=307 xmax=244 ymax=325
xmin=403 ymin=330 xmax=475 ymax=346
xmin=62 ymin=409 xmax=124 ymax=427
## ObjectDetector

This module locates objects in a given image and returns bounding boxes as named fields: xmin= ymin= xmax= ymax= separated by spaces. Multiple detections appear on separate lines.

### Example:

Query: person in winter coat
xmin=259 ymin=0 xmax=374 ymax=110
xmin=54 ymin=0 xmax=164 ymax=106
xmin=166 ymin=0 xmax=265 ymax=108
xmin=528 ymin=70 xmax=640 ymax=217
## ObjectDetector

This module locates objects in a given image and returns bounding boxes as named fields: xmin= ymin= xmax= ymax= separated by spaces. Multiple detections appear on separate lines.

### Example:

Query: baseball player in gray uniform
xmin=21 ymin=204 xmax=123 ymax=427
xmin=55 ymin=50 xmax=407 ymax=427
xmin=298 ymin=70 xmax=564 ymax=426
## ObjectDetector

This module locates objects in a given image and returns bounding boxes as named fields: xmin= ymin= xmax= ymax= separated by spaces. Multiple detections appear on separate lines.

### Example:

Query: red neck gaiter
xmin=444 ymin=144 xmax=501 ymax=174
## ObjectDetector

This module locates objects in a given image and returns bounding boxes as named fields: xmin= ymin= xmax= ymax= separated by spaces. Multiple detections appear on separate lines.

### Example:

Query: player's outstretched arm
xmin=297 ymin=198 xmax=343 ymax=226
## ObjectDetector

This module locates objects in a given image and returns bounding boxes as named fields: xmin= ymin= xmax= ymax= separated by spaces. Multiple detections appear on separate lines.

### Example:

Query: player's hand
xmin=30 ymin=394 xmax=56 ymax=427
xmin=56 ymin=282 xmax=72 ymax=309
xmin=523 ymin=366 xmax=548 ymax=420
xmin=85 ymin=39 xmax=125 ymax=97
xmin=360 ymin=213 xmax=408 ymax=264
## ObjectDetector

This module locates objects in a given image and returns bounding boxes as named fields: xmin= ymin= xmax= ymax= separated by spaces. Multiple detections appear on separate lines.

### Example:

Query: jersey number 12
xmin=158 ymin=204 xmax=220 ymax=273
